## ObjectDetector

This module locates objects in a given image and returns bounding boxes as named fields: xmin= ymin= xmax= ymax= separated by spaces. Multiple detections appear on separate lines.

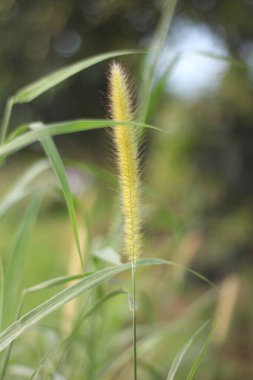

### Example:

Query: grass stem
xmin=132 ymin=260 xmax=137 ymax=380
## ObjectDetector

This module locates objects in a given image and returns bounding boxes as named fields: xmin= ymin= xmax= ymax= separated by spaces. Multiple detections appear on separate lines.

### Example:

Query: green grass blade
xmin=167 ymin=321 xmax=210 ymax=380
xmin=25 ymin=274 xmax=87 ymax=293
xmin=0 ymin=258 xmax=212 ymax=353
xmin=186 ymin=321 xmax=216 ymax=380
xmin=143 ymin=54 xmax=181 ymax=122
xmin=13 ymin=50 xmax=138 ymax=104
xmin=0 ymin=119 xmax=162 ymax=159
xmin=0 ymin=260 xmax=4 ymax=329
xmin=2 ymin=194 xmax=42 ymax=328
xmin=139 ymin=0 xmax=178 ymax=122
xmin=196 ymin=50 xmax=248 ymax=69
xmin=103 ymin=290 xmax=215 ymax=378
xmin=151 ymin=0 xmax=178 ymax=52
xmin=0 ymin=160 xmax=49 ymax=219
xmin=29 ymin=290 xmax=126 ymax=380
xmin=77 ymin=289 xmax=127 ymax=325
xmin=0 ymin=97 xmax=14 ymax=144
xmin=34 ymin=133 xmax=84 ymax=270
xmin=1 ymin=51 xmax=140 ymax=143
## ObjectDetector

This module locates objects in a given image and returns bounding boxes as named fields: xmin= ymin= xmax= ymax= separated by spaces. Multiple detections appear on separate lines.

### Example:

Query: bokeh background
xmin=0 ymin=0 xmax=253 ymax=379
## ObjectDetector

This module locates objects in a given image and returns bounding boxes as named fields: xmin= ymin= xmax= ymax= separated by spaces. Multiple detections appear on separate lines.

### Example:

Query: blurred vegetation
xmin=0 ymin=0 xmax=253 ymax=379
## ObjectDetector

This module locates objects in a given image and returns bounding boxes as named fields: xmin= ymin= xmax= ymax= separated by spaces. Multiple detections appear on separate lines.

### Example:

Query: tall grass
xmin=109 ymin=62 xmax=141 ymax=379
xmin=0 ymin=4 xmax=220 ymax=379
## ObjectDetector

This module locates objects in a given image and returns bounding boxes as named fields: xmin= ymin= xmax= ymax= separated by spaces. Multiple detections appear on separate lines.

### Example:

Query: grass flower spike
xmin=109 ymin=62 xmax=141 ymax=263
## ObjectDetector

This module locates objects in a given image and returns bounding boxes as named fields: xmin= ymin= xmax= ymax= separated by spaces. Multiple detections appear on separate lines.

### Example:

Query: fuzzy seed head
xmin=109 ymin=62 xmax=141 ymax=262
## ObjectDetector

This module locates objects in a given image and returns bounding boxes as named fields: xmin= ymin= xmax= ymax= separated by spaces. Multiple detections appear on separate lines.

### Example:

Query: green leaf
xmin=0 ymin=258 xmax=212 ymax=353
xmin=75 ymin=289 xmax=127 ymax=327
xmin=139 ymin=0 xmax=178 ymax=122
xmin=29 ymin=289 xmax=126 ymax=380
xmin=167 ymin=321 xmax=210 ymax=380
xmin=25 ymin=274 xmax=87 ymax=293
xmin=0 ymin=119 xmax=162 ymax=159
xmin=31 ymin=131 xmax=84 ymax=270
xmin=185 ymin=321 xmax=216 ymax=380
xmin=14 ymin=50 xmax=138 ymax=104
xmin=2 ymin=194 xmax=42 ymax=328
xmin=0 ymin=97 xmax=14 ymax=145
xmin=8 ymin=125 xmax=30 ymax=140
xmin=196 ymin=50 xmax=248 ymax=69
xmin=0 ymin=160 xmax=49 ymax=219
xmin=143 ymin=54 xmax=181 ymax=122
xmin=0 ymin=50 xmax=139 ymax=143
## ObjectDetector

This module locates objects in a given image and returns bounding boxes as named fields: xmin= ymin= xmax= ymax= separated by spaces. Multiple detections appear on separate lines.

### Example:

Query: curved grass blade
xmin=102 ymin=290 xmax=216 ymax=378
xmin=14 ymin=50 xmax=138 ymax=104
xmin=143 ymin=54 xmax=181 ymax=122
xmin=167 ymin=320 xmax=210 ymax=380
xmin=139 ymin=0 xmax=178 ymax=122
xmin=0 ymin=97 xmax=14 ymax=145
xmin=29 ymin=289 xmax=127 ymax=380
xmin=0 ymin=258 xmax=212 ymax=352
xmin=186 ymin=321 xmax=216 ymax=380
xmin=0 ymin=119 xmax=163 ymax=159
xmin=0 ymin=160 xmax=49 ymax=219
xmin=196 ymin=50 xmax=248 ymax=69
xmin=32 ymin=132 xmax=84 ymax=270
xmin=73 ymin=289 xmax=127 ymax=333
xmin=1 ymin=51 xmax=140 ymax=143
xmin=25 ymin=274 xmax=87 ymax=293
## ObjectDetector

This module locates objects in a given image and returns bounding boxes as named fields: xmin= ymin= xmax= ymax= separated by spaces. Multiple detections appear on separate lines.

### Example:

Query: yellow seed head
xmin=109 ymin=62 xmax=141 ymax=262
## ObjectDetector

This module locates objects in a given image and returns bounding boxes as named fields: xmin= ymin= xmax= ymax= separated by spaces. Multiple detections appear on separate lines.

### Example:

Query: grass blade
xmin=186 ymin=321 xmax=216 ymax=380
xmin=0 ymin=194 xmax=42 ymax=378
xmin=25 ymin=274 xmax=87 ymax=293
xmin=76 ymin=289 xmax=127 ymax=326
xmin=0 ymin=260 xmax=3 ymax=329
xmin=196 ymin=50 xmax=248 ymax=69
xmin=0 ymin=160 xmax=49 ymax=219
xmin=0 ymin=51 xmax=139 ymax=143
xmin=143 ymin=54 xmax=181 ymax=122
xmin=13 ymin=50 xmax=138 ymax=104
xmin=0 ymin=119 xmax=162 ymax=159
xmin=34 ymin=133 xmax=84 ymax=270
xmin=139 ymin=0 xmax=178 ymax=122
xmin=0 ymin=258 xmax=212 ymax=353
xmin=29 ymin=290 xmax=126 ymax=380
xmin=0 ymin=97 xmax=14 ymax=145
xmin=167 ymin=321 xmax=210 ymax=380
xmin=2 ymin=194 xmax=42 ymax=328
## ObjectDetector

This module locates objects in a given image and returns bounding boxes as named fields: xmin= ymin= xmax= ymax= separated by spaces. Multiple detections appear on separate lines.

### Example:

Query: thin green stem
xmin=131 ymin=260 xmax=137 ymax=380
xmin=1 ymin=97 xmax=14 ymax=145
xmin=0 ymin=259 xmax=4 ymax=330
